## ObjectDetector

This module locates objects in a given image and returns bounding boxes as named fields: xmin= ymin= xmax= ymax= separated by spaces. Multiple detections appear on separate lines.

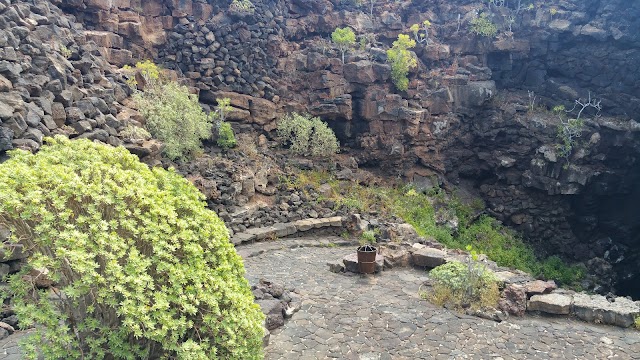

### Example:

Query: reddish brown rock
xmin=524 ymin=280 xmax=558 ymax=296
xmin=498 ymin=284 xmax=527 ymax=316
xmin=343 ymin=60 xmax=376 ymax=84
xmin=379 ymin=244 xmax=411 ymax=269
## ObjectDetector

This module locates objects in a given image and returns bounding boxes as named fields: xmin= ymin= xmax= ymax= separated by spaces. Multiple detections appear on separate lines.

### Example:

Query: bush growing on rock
xmin=217 ymin=121 xmax=237 ymax=149
xmin=212 ymin=98 xmax=237 ymax=150
xmin=470 ymin=13 xmax=498 ymax=38
xmin=331 ymin=27 xmax=356 ymax=63
xmin=426 ymin=259 xmax=500 ymax=310
xmin=387 ymin=34 xmax=417 ymax=91
xmin=277 ymin=113 xmax=339 ymax=157
xmin=130 ymin=61 xmax=212 ymax=160
xmin=0 ymin=136 xmax=265 ymax=359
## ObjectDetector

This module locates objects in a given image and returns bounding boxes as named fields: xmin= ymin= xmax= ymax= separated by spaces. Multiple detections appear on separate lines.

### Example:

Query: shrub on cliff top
xmin=0 ymin=136 xmax=265 ymax=359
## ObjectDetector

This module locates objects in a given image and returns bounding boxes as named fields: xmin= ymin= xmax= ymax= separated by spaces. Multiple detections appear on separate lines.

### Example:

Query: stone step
xmin=231 ymin=216 xmax=343 ymax=246
xmin=527 ymin=291 xmax=640 ymax=328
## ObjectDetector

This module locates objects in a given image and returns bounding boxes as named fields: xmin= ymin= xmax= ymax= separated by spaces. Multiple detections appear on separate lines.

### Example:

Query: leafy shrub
xmin=386 ymin=34 xmax=417 ymax=91
xmin=123 ymin=60 xmax=160 ymax=88
xmin=134 ymin=80 xmax=212 ymax=160
xmin=0 ymin=136 xmax=265 ymax=359
xmin=276 ymin=113 xmax=339 ymax=157
xmin=229 ymin=0 xmax=255 ymax=13
xmin=58 ymin=44 xmax=72 ymax=59
xmin=470 ymin=13 xmax=498 ymax=37
xmin=539 ymin=256 xmax=585 ymax=286
xmin=359 ymin=229 xmax=378 ymax=245
xmin=427 ymin=260 xmax=499 ymax=310
xmin=212 ymin=98 xmax=236 ymax=150
xmin=217 ymin=121 xmax=237 ymax=149
xmin=331 ymin=27 xmax=356 ymax=63
xmin=119 ymin=124 xmax=151 ymax=142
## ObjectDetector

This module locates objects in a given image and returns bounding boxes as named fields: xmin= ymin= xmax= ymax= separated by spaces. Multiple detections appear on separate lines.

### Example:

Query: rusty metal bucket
xmin=357 ymin=245 xmax=377 ymax=274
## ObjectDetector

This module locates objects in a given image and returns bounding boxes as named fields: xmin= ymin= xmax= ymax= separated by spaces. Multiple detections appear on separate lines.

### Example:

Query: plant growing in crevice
xmin=58 ymin=44 xmax=72 ymax=59
xmin=470 ymin=13 xmax=498 ymax=38
xmin=359 ymin=229 xmax=379 ymax=245
xmin=229 ymin=0 xmax=255 ymax=14
xmin=410 ymin=20 xmax=432 ymax=45
xmin=554 ymin=93 xmax=600 ymax=167
xmin=386 ymin=34 xmax=417 ymax=92
xmin=331 ymin=27 xmax=356 ymax=63
xmin=554 ymin=104 xmax=583 ymax=166
xmin=212 ymin=98 xmax=236 ymax=150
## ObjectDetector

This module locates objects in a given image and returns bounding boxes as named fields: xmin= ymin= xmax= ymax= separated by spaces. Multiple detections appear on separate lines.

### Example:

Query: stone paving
xmin=243 ymin=237 xmax=640 ymax=360
xmin=3 ymin=236 xmax=640 ymax=359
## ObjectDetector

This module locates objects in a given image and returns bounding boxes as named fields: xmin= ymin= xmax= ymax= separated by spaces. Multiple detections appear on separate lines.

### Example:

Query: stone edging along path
xmin=231 ymin=216 xmax=640 ymax=330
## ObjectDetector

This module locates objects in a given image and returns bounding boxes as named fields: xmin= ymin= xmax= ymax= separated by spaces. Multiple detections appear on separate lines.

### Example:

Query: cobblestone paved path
xmin=243 ymin=237 xmax=640 ymax=360
xmin=3 ymin=236 xmax=640 ymax=359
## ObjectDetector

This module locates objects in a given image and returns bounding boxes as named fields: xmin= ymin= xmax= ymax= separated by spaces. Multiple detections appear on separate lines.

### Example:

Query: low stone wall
xmin=230 ymin=216 xmax=344 ymax=245
xmin=330 ymin=241 xmax=640 ymax=329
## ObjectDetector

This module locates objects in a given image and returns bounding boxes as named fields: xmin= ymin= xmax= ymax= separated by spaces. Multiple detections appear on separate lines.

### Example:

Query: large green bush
xmin=131 ymin=63 xmax=212 ymax=161
xmin=276 ymin=112 xmax=339 ymax=157
xmin=0 ymin=136 xmax=264 ymax=359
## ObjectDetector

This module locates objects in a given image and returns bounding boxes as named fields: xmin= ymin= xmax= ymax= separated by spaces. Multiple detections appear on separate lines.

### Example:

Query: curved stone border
xmin=231 ymin=216 xmax=344 ymax=245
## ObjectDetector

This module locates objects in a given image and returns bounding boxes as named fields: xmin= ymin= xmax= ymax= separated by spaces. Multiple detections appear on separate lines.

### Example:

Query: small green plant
xmin=550 ymin=7 xmax=558 ymax=17
xmin=409 ymin=20 xmax=432 ymax=44
xmin=470 ymin=13 xmax=498 ymax=38
xmin=359 ymin=229 xmax=379 ymax=245
xmin=119 ymin=124 xmax=152 ymax=142
xmin=217 ymin=122 xmax=237 ymax=149
xmin=123 ymin=60 xmax=161 ymax=88
xmin=359 ymin=37 xmax=367 ymax=51
xmin=0 ymin=136 xmax=265 ymax=359
xmin=335 ymin=196 xmax=364 ymax=211
xmin=386 ymin=34 xmax=417 ymax=92
xmin=213 ymin=98 xmax=236 ymax=150
xmin=554 ymin=104 xmax=584 ymax=166
xmin=331 ymin=27 xmax=356 ymax=63
xmin=132 ymin=62 xmax=212 ymax=160
xmin=635 ymin=316 xmax=640 ymax=329
xmin=229 ymin=0 xmax=255 ymax=13
xmin=427 ymin=260 xmax=499 ymax=310
xmin=59 ymin=44 xmax=72 ymax=59
xmin=276 ymin=112 xmax=339 ymax=157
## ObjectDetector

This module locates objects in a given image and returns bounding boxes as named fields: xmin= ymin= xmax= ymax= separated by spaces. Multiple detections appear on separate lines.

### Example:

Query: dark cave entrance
xmin=569 ymin=167 xmax=640 ymax=299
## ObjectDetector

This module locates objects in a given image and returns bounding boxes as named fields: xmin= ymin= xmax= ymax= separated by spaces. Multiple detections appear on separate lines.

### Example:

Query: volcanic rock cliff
xmin=1 ymin=0 xmax=639 ymax=296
